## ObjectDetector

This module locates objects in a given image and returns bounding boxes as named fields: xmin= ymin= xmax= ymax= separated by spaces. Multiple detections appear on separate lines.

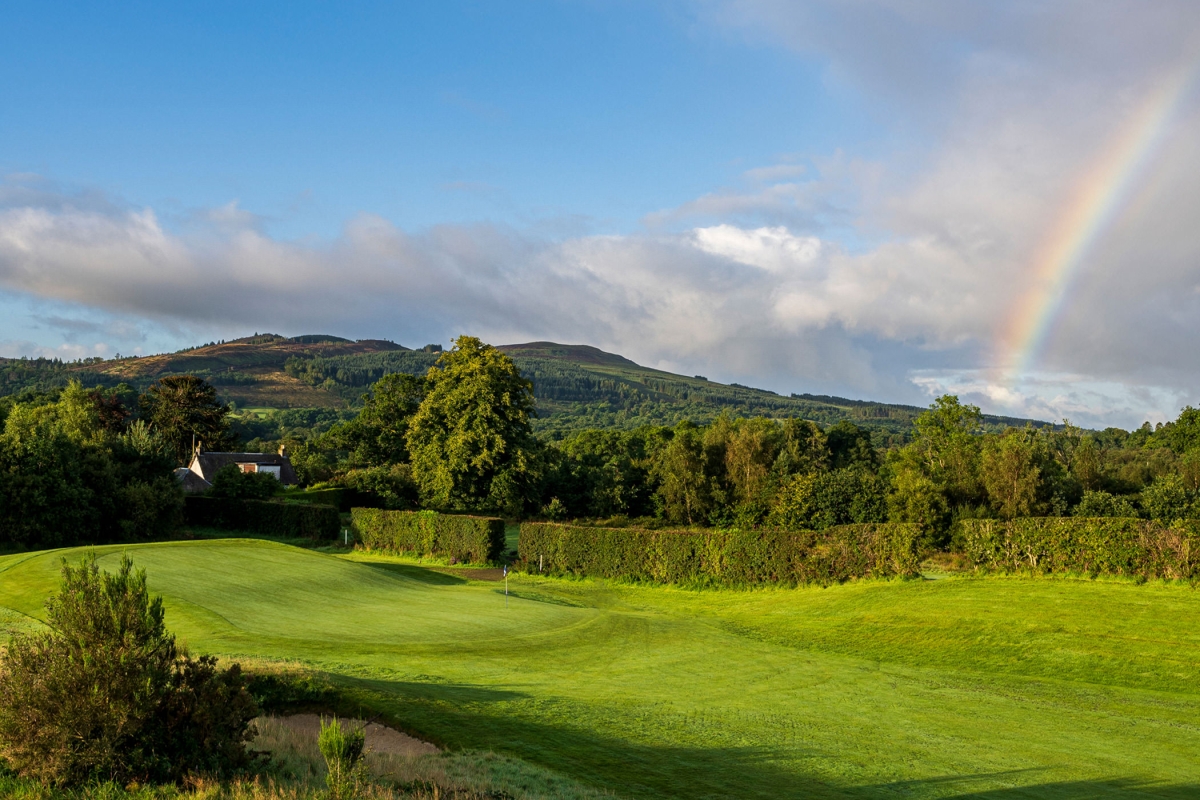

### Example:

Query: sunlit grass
xmin=2 ymin=539 xmax=1199 ymax=798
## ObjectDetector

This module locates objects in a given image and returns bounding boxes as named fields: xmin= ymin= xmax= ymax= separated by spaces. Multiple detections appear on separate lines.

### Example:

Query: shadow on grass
xmin=858 ymin=774 xmax=1200 ymax=799
xmin=356 ymin=561 xmax=468 ymax=586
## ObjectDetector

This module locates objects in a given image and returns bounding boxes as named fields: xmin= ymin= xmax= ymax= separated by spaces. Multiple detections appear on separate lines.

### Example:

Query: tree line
xmin=277 ymin=338 xmax=1200 ymax=541
xmin=5 ymin=335 xmax=1199 ymax=549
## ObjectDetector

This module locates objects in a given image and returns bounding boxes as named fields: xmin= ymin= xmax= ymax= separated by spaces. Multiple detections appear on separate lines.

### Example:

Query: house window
xmin=238 ymin=463 xmax=257 ymax=473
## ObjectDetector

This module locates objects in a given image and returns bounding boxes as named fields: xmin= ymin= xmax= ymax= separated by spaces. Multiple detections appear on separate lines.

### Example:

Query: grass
xmin=2 ymin=540 xmax=1199 ymax=798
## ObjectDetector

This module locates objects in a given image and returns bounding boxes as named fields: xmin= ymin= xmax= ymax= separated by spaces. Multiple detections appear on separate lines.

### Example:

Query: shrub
xmin=281 ymin=487 xmax=346 ymax=510
xmin=1074 ymin=490 xmax=1138 ymax=518
xmin=318 ymin=718 xmax=366 ymax=800
xmin=518 ymin=522 xmax=921 ymax=586
xmin=0 ymin=554 xmax=258 ymax=786
xmin=956 ymin=517 xmax=1200 ymax=579
xmin=351 ymin=508 xmax=505 ymax=563
xmin=207 ymin=464 xmax=281 ymax=500
xmin=184 ymin=497 xmax=340 ymax=540
xmin=337 ymin=465 xmax=419 ymax=509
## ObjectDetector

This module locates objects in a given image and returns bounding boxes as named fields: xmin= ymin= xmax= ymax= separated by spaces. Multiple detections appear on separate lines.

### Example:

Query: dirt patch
xmin=270 ymin=713 xmax=439 ymax=757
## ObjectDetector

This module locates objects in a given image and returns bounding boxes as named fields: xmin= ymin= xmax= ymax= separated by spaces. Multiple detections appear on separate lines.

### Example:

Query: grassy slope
xmin=2 ymin=541 xmax=1198 ymax=799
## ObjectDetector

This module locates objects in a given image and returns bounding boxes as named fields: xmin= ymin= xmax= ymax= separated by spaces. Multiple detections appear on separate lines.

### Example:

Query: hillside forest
xmin=2 ymin=335 xmax=1200 ymax=551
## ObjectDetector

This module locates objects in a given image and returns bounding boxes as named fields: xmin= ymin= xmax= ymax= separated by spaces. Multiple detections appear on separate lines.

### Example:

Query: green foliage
xmin=139 ymin=376 xmax=235 ymax=465
xmin=768 ymin=468 xmax=887 ymax=531
xmin=542 ymin=427 xmax=663 ymax=518
xmin=334 ymin=464 xmax=419 ymax=509
xmin=518 ymin=521 xmax=922 ymax=585
xmin=407 ymin=336 xmax=540 ymax=514
xmin=649 ymin=421 xmax=718 ymax=525
xmin=351 ymin=508 xmax=505 ymax=563
xmin=1075 ymin=490 xmax=1138 ymax=518
xmin=206 ymin=464 xmax=282 ymax=500
xmin=183 ymin=497 xmax=340 ymax=540
xmin=1140 ymin=473 xmax=1194 ymax=522
xmin=317 ymin=718 xmax=366 ymax=800
xmin=0 ymin=554 xmax=257 ymax=785
xmin=957 ymin=517 xmax=1200 ymax=579
xmin=325 ymin=372 xmax=426 ymax=467
xmin=280 ymin=487 xmax=346 ymax=510
xmin=0 ymin=383 xmax=182 ymax=549
xmin=980 ymin=433 xmax=1040 ymax=520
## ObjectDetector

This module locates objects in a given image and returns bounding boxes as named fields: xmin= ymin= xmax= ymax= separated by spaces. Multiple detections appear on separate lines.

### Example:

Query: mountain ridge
xmin=0 ymin=334 xmax=1047 ymax=438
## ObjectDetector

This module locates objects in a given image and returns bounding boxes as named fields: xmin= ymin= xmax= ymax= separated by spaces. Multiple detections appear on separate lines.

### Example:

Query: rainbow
xmin=998 ymin=64 xmax=1197 ymax=383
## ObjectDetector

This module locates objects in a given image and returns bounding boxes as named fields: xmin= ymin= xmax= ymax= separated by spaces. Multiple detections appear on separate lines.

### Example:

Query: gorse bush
xmin=184 ymin=497 xmax=340 ymax=540
xmin=957 ymin=517 xmax=1200 ymax=579
xmin=0 ymin=554 xmax=258 ymax=785
xmin=519 ymin=522 xmax=921 ymax=586
xmin=352 ymin=508 xmax=506 ymax=563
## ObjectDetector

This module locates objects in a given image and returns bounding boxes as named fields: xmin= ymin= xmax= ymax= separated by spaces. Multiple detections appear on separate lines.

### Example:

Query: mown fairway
xmin=2 ymin=540 xmax=1199 ymax=799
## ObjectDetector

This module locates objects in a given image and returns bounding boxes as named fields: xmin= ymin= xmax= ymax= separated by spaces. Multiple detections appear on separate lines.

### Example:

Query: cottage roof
xmin=174 ymin=467 xmax=213 ymax=493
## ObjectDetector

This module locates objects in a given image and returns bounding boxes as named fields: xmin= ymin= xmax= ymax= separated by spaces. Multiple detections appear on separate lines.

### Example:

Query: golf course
xmin=1 ymin=538 xmax=1198 ymax=799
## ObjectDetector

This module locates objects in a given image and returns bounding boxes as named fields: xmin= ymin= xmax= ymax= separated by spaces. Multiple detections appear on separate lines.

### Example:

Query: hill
xmin=0 ymin=334 xmax=1043 ymax=438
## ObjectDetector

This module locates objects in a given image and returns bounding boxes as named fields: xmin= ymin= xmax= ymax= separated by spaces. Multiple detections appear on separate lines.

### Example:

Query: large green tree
xmin=406 ymin=336 xmax=539 ymax=514
xmin=139 ymin=376 xmax=235 ymax=464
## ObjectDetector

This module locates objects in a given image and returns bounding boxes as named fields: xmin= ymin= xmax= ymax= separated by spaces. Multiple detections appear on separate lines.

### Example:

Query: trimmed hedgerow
xmin=281 ymin=487 xmax=347 ymax=510
xmin=351 ymin=508 xmax=505 ymax=564
xmin=956 ymin=517 xmax=1200 ymax=579
xmin=184 ymin=496 xmax=340 ymax=540
xmin=518 ymin=522 xmax=921 ymax=586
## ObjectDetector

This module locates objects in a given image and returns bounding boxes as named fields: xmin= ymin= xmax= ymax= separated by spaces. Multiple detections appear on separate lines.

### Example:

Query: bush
xmin=207 ymin=464 xmax=282 ymax=500
xmin=518 ymin=522 xmax=922 ymax=586
xmin=1074 ymin=490 xmax=1138 ymax=518
xmin=0 ymin=554 xmax=257 ymax=785
xmin=336 ymin=465 xmax=419 ymax=510
xmin=184 ymin=496 xmax=340 ymax=540
xmin=281 ymin=487 xmax=346 ymax=510
xmin=318 ymin=718 xmax=366 ymax=800
xmin=351 ymin=508 xmax=505 ymax=563
xmin=956 ymin=517 xmax=1200 ymax=579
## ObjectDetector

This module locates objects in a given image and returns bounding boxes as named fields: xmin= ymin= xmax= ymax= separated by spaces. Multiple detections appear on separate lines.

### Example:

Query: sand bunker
xmin=272 ymin=713 xmax=439 ymax=757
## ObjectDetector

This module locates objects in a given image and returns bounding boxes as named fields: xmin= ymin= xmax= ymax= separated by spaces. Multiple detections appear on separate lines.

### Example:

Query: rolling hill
xmin=0 ymin=333 xmax=1042 ymax=439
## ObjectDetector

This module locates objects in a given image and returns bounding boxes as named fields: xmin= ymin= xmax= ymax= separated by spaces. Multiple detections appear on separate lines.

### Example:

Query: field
xmin=1 ymin=540 xmax=1199 ymax=798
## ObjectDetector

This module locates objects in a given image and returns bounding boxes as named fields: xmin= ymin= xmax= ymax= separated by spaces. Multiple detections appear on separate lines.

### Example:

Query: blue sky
xmin=2 ymin=2 xmax=865 ymax=236
xmin=3 ymin=1 xmax=1200 ymax=428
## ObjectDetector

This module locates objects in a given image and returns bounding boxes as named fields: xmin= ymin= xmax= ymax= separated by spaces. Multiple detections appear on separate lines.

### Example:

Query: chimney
xmin=278 ymin=444 xmax=288 ymax=458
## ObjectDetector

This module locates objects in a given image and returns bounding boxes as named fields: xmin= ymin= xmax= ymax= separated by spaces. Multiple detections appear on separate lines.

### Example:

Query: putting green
xmin=2 ymin=539 xmax=1199 ymax=799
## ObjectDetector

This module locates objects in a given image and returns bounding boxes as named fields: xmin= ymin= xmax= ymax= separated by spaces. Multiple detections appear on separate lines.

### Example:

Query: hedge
xmin=518 ymin=522 xmax=922 ymax=586
xmin=351 ymin=508 xmax=505 ymax=564
xmin=956 ymin=517 xmax=1200 ymax=579
xmin=281 ymin=487 xmax=346 ymax=510
xmin=184 ymin=496 xmax=340 ymax=540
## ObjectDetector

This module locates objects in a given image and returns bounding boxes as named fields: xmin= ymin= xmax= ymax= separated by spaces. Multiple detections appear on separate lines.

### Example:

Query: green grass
xmin=2 ymin=540 xmax=1199 ymax=799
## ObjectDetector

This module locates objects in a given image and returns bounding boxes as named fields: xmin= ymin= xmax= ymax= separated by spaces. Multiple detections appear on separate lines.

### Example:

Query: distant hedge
xmin=184 ymin=497 xmax=340 ymax=540
xmin=957 ymin=517 xmax=1200 ymax=579
xmin=351 ymin=508 xmax=505 ymax=564
xmin=518 ymin=522 xmax=921 ymax=586
xmin=281 ymin=488 xmax=346 ymax=510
